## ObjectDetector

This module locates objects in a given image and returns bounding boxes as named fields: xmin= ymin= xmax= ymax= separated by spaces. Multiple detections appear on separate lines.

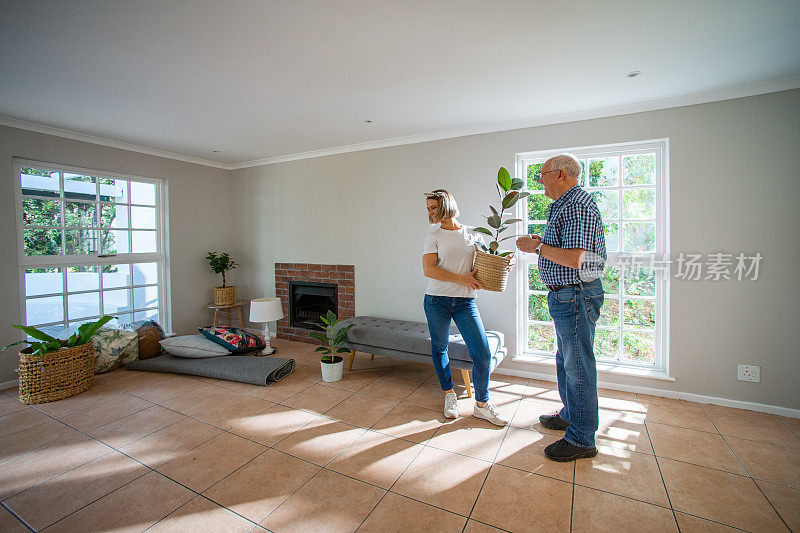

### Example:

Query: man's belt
xmin=546 ymin=283 xmax=579 ymax=292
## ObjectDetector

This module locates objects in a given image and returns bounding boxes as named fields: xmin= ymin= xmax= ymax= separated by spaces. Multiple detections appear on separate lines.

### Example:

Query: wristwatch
xmin=534 ymin=242 xmax=543 ymax=255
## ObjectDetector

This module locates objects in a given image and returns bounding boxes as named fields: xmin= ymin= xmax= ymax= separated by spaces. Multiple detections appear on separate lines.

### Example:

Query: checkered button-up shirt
xmin=539 ymin=185 xmax=607 ymax=287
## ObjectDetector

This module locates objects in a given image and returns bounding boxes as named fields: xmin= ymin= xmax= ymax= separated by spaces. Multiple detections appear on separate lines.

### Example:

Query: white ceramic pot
xmin=320 ymin=356 xmax=344 ymax=382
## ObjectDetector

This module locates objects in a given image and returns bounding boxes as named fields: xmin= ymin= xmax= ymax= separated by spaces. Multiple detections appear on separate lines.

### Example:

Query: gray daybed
xmin=333 ymin=316 xmax=507 ymax=397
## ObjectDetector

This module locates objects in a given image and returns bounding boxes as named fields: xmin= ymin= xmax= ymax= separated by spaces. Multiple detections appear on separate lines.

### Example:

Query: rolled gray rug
xmin=126 ymin=354 xmax=294 ymax=385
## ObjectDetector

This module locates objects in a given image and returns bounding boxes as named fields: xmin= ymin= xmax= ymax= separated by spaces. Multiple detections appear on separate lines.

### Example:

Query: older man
xmin=517 ymin=154 xmax=606 ymax=461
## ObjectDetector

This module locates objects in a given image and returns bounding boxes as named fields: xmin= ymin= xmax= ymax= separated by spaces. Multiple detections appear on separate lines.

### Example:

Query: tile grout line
xmin=699 ymin=404 xmax=793 ymax=532
xmin=639 ymin=403 xmax=682 ymax=533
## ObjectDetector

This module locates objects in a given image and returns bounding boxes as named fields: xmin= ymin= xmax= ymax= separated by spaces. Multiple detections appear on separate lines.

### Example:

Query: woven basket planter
xmin=18 ymin=342 xmax=94 ymax=405
xmin=213 ymin=286 xmax=236 ymax=305
xmin=474 ymin=248 xmax=514 ymax=292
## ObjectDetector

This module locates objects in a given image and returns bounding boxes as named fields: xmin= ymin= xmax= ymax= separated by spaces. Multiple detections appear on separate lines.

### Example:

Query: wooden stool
xmin=206 ymin=300 xmax=247 ymax=328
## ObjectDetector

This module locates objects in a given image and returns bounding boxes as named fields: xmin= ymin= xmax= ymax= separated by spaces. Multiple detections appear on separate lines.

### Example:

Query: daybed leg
xmin=461 ymin=369 xmax=473 ymax=398
xmin=370 ymin=354 xmax=375 ymax=360
xmin=348 ymin=350 xmax=356 ymax=371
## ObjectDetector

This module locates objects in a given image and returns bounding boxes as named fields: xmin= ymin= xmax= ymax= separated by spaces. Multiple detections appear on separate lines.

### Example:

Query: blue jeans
xmin=423 ymin=295 xmax=492 ymax=403
xmin=547 ymin=278 xmax=604 ymax=447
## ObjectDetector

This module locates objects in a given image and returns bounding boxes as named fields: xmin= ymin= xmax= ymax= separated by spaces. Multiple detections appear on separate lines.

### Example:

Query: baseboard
xmin=0 ymin=379 xmax=19 ymax=391
xmin=494 ymin=368 xmax=800 ymax=419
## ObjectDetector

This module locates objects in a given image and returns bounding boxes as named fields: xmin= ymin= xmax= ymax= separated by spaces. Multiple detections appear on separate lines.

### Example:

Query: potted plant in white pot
xmin=472 ymin=166 xmax=529 ymax=291
xmin=309 ymin=311 xmax=355 ymax=382
xmin=206 ymin=251 xmax=238 ymax=305
xmin=2 ymin=315 xmax=115 ymax=404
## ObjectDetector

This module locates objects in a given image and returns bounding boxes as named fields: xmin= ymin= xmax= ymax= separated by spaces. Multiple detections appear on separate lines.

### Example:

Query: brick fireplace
xmin=275 ymin=263 xmax=354 ymax=343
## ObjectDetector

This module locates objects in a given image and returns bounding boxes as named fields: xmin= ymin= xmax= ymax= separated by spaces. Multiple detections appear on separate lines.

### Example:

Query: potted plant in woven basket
xmin=472 ymin=167 xmax=530 ymax=292
xmin=309 ymin=311 xmax=355 ymax=383
xmin=206 ymin=251 xmax=238 ymax=305
xmin=2 ymin=315 xmax=114 ymax=404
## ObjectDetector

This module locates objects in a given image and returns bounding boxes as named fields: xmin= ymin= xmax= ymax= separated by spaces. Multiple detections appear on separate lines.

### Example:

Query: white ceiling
xmin=1 ymin=1 xmax=799 ymax=169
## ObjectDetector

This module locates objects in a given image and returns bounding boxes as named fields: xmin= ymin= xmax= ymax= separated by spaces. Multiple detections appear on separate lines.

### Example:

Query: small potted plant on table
xmin=309 ymin=311 xmax=355 ymax=383
xmin=472 ymin=166 xmax=529 ymax=291
xmin=2 ymin=315 xmax=114 ymax=404
xmin=206 ymin=251 xmax=238 ymax=305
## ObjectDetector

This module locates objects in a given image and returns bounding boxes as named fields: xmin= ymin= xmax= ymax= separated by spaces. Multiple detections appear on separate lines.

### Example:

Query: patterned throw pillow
xmin=198 ymin=326 xmax=265 ymax=354
xmin=92 ymin=328 xmax=140 ymax=373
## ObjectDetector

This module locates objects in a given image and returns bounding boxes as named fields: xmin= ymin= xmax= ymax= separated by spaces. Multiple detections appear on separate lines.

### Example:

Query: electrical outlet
xmin=738 ymin=364 xmax=760 ymax=383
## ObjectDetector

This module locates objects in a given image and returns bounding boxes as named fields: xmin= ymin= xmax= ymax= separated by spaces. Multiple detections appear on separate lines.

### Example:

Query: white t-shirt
xmin=422 ymin=224 xmax=483 ymax=298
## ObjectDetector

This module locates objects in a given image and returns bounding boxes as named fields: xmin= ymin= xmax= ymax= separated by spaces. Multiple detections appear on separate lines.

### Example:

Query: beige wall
xmin=230 ymin=89 xmax=800 ymax=410
xmin=0 ymin=125 xmax=234 ymax=384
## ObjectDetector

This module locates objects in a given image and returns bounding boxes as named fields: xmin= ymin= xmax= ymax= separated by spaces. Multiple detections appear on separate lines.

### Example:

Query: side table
xmin=206 ymin=299 xmax=248 ymax=328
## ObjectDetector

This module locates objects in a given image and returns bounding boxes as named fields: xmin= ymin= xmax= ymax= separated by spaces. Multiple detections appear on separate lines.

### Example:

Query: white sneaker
xmin=444 ymin=392 xmax=459 ymax=419
xmin=473 ymin=402 xmax=509 ymax=426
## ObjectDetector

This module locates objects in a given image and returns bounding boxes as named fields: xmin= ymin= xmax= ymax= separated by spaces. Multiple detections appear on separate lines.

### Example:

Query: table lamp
xmin=249 ymin=297 xmax=283 ymax=355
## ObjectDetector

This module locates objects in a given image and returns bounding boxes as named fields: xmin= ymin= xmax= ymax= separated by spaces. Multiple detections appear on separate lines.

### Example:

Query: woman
xmin=422 ymin=189 xmax=509 ymax=426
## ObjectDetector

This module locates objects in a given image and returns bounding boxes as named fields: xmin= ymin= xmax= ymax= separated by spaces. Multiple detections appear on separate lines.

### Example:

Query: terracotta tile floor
xmin=0 ymin=338 xmax=797 ymax=532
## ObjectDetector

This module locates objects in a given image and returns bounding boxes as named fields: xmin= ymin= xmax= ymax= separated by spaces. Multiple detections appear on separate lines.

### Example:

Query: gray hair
xmin=548 ymin=153 xmax=582 ymax=180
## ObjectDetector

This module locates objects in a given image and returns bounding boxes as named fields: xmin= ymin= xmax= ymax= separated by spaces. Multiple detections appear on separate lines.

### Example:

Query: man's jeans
xmin=547 ymin=278 xmax=604 ymax=448
xmin=423 ymin=295 xmax=492 ymax=403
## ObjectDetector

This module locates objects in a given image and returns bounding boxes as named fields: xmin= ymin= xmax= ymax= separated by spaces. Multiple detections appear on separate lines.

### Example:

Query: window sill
xmin=511 ymin=353 xmax=676 ymax=381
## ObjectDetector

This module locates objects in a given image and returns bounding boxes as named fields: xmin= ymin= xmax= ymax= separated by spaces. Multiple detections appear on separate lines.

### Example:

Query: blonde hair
xmin=425 ymin=189 xmax=460 ymax=222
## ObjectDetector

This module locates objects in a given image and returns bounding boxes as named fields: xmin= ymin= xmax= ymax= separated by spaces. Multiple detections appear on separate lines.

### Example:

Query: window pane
xmin=131 ymin=206 xmax=156 ymax=229
xmin=622 ymin=222 xmax=655 ymax=252
xmin=604 ymin=222 xmax=619 ymax=253
xmin=527 ymin=163 xmax=544 ymax=191
xmin=528 ymin=264 xmax=547 ymax=291
xmin=101 ymin=230 xmax=130 ymax=254
xmin=130 ymin=181 xmax=156 ymax=205
xmin=102 ymin=264 xmax=131 ymax=288
xmin=528 ymin=294 xmax=550 ymax=321
xmin=527 ymin=223 xmax=546 ymax=236
xmin=26 ymin=295 xmax=64 ymax=325
xmin=64 ymin=202 xmax=97 ymax=227
xmin=21 ymin=167 xmax=60 ymax=197
xmin=590 ymin=190 xmax=619 ymax=220
xmin=23 ymin=199 xmax=61 ymax=226
xmin=24 ymin=228 xmax=62 ymax=256
xmin=598 ymin=297 xmax=619 ymax=326
xmin=64 ymin=173 xmax=97 ymax=200
xmin=623 ymin=154 xmax=655 ymax=185
xmin=132 ymin=231 xmax=157 ymax=253
xmin=25 ymin=268 xmax=63 ymax=297
xmin=104 ymin=289 xmax=131 ymax=314
xmin=134 ymin=309 xmax=159 ymax=322
xmin=107 ymin=314 xmax=134 ymax=328
xmin=588 ymin=157 xmax=619 ymax=187
xmin=623 ymin=188 xmax=655 ymax=219
xmin=134 ymin=285 xmax=158 ymax=310
xmin=67 ymin=266 xmax=99 ymax=292
xmin=99 ymin=178 xmax=128 ymax=203
xmin=101 ymin=204 xmax=129 ymax=228
xmin=528 ymin=324 xmax=555 ymax=352
xmin=624 ymin=299 xmax=656 ymax=328
xmin=132 ymin=262 xmax=158 ymax=285
xmin=68 ymin=291 xmax=100 ymax=320
xmin=595 ymin=329 xmax=620 ymax=360
xmin=623 ymin=332 xmax=655 ymax=364
xmin=65 ymin=229 xmax=97 ymax=255
xmin=601 ymin=266 xmax=619 ymax=294
xmin=624 ymin=267 xmax=656 ymax=297
xmin=528 ymin=194 xmax=551 ymax=221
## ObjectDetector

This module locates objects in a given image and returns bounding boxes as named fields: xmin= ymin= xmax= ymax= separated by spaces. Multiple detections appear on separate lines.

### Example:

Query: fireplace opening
xmin=289 ymin=281 xmax=338 ymax=330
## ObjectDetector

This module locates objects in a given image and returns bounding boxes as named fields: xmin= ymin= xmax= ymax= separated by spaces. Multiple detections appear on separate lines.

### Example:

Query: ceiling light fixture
xmin=362 ymin=120 xmax=373 ymax=125
xmin=627 ymin=70 xmax=641 ymax=78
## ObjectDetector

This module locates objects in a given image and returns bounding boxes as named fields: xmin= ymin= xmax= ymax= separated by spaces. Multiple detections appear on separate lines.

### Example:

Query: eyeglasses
xmin=537 ymin=168 xmax=560 ymax=181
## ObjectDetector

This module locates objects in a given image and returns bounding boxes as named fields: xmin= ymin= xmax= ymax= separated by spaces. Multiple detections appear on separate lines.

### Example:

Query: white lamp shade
xmin=250 ymin=297 xmax=284 ymax=323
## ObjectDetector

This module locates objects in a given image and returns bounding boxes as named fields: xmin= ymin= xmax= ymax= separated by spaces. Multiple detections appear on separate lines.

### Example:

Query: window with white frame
xmin=15 ymin=159 xmax=169 ymax=335
xmin=516 ymin=140 xmax=669 ymax=372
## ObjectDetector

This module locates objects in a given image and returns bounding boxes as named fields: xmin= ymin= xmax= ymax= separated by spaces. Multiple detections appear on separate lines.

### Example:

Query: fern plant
xmin=308 ymin=311 xmax=355 ymax=363
xmin=473 ymin=166 xmax=530 ymax=256
xmin=2 ymin=315 xmax=115 ymax=357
